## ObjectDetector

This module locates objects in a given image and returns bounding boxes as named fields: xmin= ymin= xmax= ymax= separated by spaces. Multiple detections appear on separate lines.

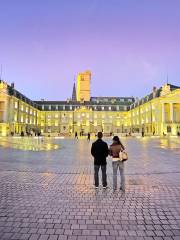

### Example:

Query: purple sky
xmin=0 ymin=0 xmax=180 ymax=100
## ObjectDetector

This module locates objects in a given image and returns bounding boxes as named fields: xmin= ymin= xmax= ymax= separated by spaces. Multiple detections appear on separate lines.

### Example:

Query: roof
xmin=2 ymin=79 xmax=179 ymax=112
xmin=34 ymin=100 xmax=131 ymax=111
xmin=130 ymin=83 xmax=180 ymax=110
xmin=168 ymin=84 xmax=180 ymax=90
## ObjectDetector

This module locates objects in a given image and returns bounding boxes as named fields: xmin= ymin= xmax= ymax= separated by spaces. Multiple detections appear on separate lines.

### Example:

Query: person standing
xmin=87 ymin=132 xmax=91 ymax=141
xmin=75 ymin=131 xmax=78 ymax=139
xmin=109 ymin=136 xmax=126 ymax=192
xmin=91 ymin=132 xmax=109 ymax=189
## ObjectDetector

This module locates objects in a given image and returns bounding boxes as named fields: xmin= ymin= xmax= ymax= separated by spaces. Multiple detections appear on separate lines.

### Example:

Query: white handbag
xmin=119 ymin=150 xmax=128 ymax=161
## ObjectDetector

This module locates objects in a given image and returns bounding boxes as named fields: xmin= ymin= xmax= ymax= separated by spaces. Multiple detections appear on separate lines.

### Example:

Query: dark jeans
xmin=94 ymin=165 xmax=107 ymax=187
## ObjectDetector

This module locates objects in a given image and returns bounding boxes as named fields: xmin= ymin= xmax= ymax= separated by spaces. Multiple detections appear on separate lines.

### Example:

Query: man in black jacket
xmin=91 ymin=132 xmax=109 ymax=188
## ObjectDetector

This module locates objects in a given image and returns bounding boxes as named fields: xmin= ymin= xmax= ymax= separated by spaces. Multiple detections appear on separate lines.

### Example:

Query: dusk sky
xmin=0 ymin=0 xmax=180 ymax=100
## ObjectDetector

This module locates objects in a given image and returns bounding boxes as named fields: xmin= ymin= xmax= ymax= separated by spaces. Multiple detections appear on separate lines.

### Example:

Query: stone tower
xmin=76 ymin=70 xmax=91 ymax=101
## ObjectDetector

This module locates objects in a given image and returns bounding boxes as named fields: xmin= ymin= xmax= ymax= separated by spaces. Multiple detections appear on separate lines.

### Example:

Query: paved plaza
xmin=0 ymin=137 xmax=180 ymax=240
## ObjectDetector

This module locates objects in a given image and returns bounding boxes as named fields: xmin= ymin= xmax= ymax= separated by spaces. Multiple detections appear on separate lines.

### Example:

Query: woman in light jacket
xmin=109 ymin=136 xmax=125 ymax=191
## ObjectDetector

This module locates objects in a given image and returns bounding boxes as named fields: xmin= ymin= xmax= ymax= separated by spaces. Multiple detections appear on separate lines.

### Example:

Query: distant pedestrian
xmin=91 ymin=132 xmax=109 ymax=189
xmin=87 ymin=132 xmax=90 ymax=141
xmin=75 ymin=132 xmax=78 ymax=139
xmin=109 ymin=136 xmax=126 ymax=192
xmin=21 ymin=131 xmax=24 ymax=137
xmin=142 ymin=128 xmax=144 ymax=137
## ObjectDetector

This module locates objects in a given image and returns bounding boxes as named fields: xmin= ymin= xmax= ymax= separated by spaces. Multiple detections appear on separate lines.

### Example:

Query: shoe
xmin=120 ymin=187 xmax=125 ymax=192
xmin=95 ymin=186 xmax=99 ymax=189
xmin=103 ymin=186 xmax=107 ymax=189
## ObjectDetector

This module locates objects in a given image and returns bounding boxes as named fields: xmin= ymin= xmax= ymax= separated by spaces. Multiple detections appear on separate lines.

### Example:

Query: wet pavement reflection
xmin=0 ymin=137 xmax=59 ymax=151
xmin=0 ymin=137 xmax=180 ymax=239
xmin=0 ymin=136 xmax=179 ymax=175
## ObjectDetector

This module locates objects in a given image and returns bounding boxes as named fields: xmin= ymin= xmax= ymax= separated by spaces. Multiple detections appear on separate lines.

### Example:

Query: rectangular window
xmin=14 ymin=115 xmax=17 ymax=122
xmin=14 ymin=102 xmax=18 ymax=109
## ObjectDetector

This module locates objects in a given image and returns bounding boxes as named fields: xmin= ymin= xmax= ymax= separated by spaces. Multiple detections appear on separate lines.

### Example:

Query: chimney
xmin=153 ymin=86 xmax=157 ymax=98
xmin=11 ymin=82 xmax=15 ymax=88
xmin=135 ymin=97 xmax=139 ymax=102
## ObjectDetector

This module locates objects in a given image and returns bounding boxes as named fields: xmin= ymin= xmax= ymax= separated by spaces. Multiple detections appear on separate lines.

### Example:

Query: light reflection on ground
xmin=0 ymin=137 xmax=59 ymax=151
xmin=159 ymin=137 xmax=180 ymax=149
xmin=0 ymin=136 xmax=180 ymax=239
xmin=0 ymin=136 xmax=179 ymax=175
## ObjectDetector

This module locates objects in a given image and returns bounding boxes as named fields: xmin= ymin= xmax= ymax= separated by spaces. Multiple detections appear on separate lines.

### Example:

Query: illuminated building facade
xmin=0 ymin=72 xmax=180 ymax=136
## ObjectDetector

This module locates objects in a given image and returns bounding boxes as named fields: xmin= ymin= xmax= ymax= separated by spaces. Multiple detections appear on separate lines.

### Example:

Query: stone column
xmin=162 ymin=103 xmax=165 ymax=122
xmin=3 ymin=98 xmax=8 ymax=123
xmin=170 ymin=103 xmax=174 ymax=123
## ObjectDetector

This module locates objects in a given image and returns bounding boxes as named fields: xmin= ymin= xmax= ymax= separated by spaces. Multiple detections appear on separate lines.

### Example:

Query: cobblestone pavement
xmin=0 ymin=137 xmax=180 ymax=240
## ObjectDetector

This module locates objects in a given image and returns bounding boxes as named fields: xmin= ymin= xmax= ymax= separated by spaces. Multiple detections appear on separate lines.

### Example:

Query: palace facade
xmin=0 ymin=71 xmax=180 ymax=136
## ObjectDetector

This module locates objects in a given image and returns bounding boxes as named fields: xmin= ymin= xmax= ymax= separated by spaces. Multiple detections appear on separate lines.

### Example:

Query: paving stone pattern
xmin=0 ymin=137 xmax=180 ymax=239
